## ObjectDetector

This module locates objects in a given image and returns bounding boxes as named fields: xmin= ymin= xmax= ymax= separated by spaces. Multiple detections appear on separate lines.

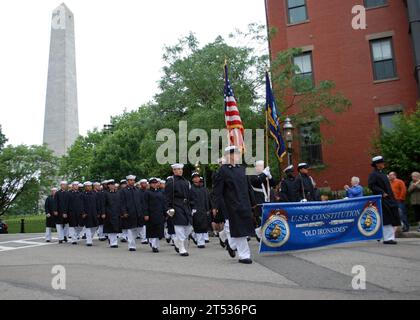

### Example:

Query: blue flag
xmin=266 ymin=72 xmax=286 ymax=162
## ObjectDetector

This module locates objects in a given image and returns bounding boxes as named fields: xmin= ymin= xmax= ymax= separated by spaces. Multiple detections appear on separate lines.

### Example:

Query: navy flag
xmin=266 ymin=72 xmax=286 ymax=162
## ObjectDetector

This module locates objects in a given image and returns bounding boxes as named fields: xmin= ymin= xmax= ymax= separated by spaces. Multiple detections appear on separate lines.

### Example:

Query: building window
xmin=299 ymin=123 xmax=323 ymax=166
xmin=293 ymin=52 xmax=314 ymax=90
xmin=379 ymin=112 xmax=401 ymax=131
xmin=287 ymin=0 xmax=308 ymax=24
xmin=364 ymin=0 xmax=387 ymax=8
xmin=370 ymin=38 xmax=396 ymax=81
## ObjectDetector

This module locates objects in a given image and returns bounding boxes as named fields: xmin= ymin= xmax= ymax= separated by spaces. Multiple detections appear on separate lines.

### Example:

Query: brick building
xmin=265 ymin=0 xmax=420 ymax=190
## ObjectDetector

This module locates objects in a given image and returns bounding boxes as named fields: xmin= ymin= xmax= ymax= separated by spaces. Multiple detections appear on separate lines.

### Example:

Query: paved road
xmin=0 ymin=233 xmax=419 ymax=300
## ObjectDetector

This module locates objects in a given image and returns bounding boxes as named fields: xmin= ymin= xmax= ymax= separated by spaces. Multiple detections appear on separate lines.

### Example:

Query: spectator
xmin=320 ymin=194 xmax=329 ymax=202
xmin=344 ymin=177 xmax=364 ymax=198
xmin=389 ymin=172 xmax=409 ymax=232
xmin=408 ymin=172 xmax=420 ymax=233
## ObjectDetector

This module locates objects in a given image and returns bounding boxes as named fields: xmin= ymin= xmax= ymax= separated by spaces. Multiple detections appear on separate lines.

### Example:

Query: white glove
xmin=300 ymin=199 xmax=308 ymax=203
xmin=263 ymin=167 xmax=272 ymax=179
xmin=192 ymin=209 xmax=197 ymax=216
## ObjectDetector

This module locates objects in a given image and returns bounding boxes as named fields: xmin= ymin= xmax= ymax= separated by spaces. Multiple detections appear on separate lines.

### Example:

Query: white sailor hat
xmin=283 ymin=165 xmax=294 ymax=173
xmin=51 ymin=187 xmax=58 ymax=191
xmin=120 ymin=179 xmax=127 ymax=184
xmin=171 ymin=163 xmax=184 ymax=169
xmin=106 ymin=179 xmax=115 ymax=185
xmin=60 ymin=181 xmax=68 ymax=185
xmin=371 ymin=156 xmax=385 ymax=166
xmin=101 ymin=180 xmax=108 ymax=185
xmin=71 ymin=181 xmax=80 ymax=186
xmin=126 ymin=175 xmax=136 ymax=180
xmin=78 ymin=183 xmax=84 ymax=188
xmin=159 ymin=179 xmax=166 ymax=184
xmin=139 ymin=179 xmax=148 ymax=184
xmin=191 ymin=172 xmax=200 ymax=178
xmin=167 ymin=176 xmax=173 ymax=180
xmin=149 ymin=177 xmax=159 ymax=183
xmin=298 ymin=163 xmax=309 ymax=170
xmin=224 ymin=146 xmax=240 ymax=154
xmin=84 ymin=181 xmax=92 ymax=187
xmin=255 ymin=160 xmax=265 ymax=166
xmin=93 ymin=182 xmax=101 ymax=186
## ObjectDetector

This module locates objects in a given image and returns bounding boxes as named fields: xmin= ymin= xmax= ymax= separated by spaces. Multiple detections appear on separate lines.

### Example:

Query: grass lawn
xmin=1 ymin=214 xmax=47 ymax=234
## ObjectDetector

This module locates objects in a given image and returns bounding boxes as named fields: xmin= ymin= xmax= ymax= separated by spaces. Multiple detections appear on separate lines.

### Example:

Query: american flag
xmin=224 ymin=64 xmax=244 ymax=149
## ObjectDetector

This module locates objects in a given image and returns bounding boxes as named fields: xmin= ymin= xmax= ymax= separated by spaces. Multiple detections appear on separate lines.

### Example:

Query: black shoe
xmin=82 ymin=235 xmax=87 ymax=240
xmin=64 ymin=237 xmax=68 ymax=243
xmin=59 ymin=240 xmax=63 ymax=244
xmin=239 ymin=259 xmax=253 ymax=264
xmin=180 ymin=252 xmax=189 ymax=257
xmin=86 ymin=244 xmax=93 ymax=247
xmin=225 ymin=240 xmax=236 ymax=258
xmin=198 ymin=245 xmax=205 ymax=249
xmin=99 ymin=238 xmax=107 ymax=242
xmin=46 ymin=240 xmax=51 ymax=243
xmin=174 ymin=245 xmax=179 ymax=253
xmin=189 ymin=235 xmax=198 ymax=246
xmin=152 ymin=247 xmax=159 ymax=253
xmin=247 ymin=237 xmax=251 ymax=242
xmin=255 ymin=234 xmax=261 ymax=242
xmin=120 ymin=238 xmax=127 ymax=243
xmin=219 ymin=238 xmax=226 ymax=248
xmin=136 ymin=236 xmax=141 ymax=240
xmin=383 ymin=240 xmax=398 ymax=245
xmin=166 ymin=237 xmax=171 ymax=244
xmin=205 ymin=240 xmax=210 ymax=244
xmin=110 ymin=245 xmax=118 ymax=248
xmin=72 ymin=242 xmax=78 ymax=245
xmin=129 ymin=248 xmax=136 ymax=252
xmin=141 ymin=240 xmax=149 ymax=245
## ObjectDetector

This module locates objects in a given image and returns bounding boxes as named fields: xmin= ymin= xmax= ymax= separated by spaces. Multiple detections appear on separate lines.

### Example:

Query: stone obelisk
xmin=43 ymin=3 xmax=79 ymax=156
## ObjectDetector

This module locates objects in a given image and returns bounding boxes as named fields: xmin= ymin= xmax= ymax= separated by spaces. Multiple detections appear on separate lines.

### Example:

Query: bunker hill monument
xmin=43 ymin=3 xmax=79 ymax=156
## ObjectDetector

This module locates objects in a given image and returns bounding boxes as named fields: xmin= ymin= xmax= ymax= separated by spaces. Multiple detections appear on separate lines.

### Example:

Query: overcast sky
xmin=0 ymin=0 xmax=266 ymax=146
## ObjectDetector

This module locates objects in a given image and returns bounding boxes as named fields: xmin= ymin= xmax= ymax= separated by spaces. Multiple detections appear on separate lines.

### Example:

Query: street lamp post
xmin=283 ymin=117 xmax=294 ymax=167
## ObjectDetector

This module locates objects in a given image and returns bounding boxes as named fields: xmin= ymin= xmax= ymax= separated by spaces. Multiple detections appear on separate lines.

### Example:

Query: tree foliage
xmin=0 ymin=125 xmax=7 ymax=151
xmin=374 ymin=103 xmax=420 ymax=181
xmin=0 ymin=144 xmax=58 ymax=216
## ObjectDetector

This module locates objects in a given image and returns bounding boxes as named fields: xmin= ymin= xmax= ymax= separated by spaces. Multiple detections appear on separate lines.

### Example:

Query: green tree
xmin=374 ymin=102 xmax=420 ymax=181
xmin=0 ymin=125 xmax=7 ymax=151
xmin=0 ymin=145 xmax=58 ymax=216
xmin=59 ymin=129 xmax=104 ymax=181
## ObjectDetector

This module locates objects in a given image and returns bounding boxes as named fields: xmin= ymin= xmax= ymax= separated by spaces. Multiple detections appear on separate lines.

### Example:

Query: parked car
xmin=0 ymin=220 xmax=8 ymax=234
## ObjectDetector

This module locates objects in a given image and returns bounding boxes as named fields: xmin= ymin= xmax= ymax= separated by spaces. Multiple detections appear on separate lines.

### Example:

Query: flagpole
xmin=265 ymin=70 xmax=270 ymax=202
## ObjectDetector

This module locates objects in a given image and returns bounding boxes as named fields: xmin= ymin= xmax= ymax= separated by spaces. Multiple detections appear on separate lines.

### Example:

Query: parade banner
xmin=259 ymin=195 xmax=383 ymax=253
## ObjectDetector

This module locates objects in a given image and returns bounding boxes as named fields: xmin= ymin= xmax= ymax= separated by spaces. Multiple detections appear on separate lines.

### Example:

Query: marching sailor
xmin=81 ymin=182 xmax=99 ymax=246
xmin=44 ymin=188 xmax=57 ymax=242
xmin=211 ymin=158 xmax=227 ymax=248
xmin=94 ymin=182 xmax=107 ymax=241
xmin=120 ymin=175 xmax=143 ymax=251
xmin=144 ymin=178 xmax=167 ymax=253
xmin=294 ymin=163 xmax=316 ymax=202
xmin=137 ymin=179 xmax=148 ymax=244
xmin=280 ymin=165 xmax=298 ymax=202
xmin=190 ymin=172 xmax=211 ymax=249
xmin=368 ymin=156 xmax=401 ymax=245
xmin=164 ymin=176 xmax=176 ymax=244
xmin=67 ymin=181 xmax=84 ymax=245
xmin=165 ymin=164 xmax=193 ymax=257
xmin=250 ymin=160 xmax=275 ymax=241
xmin=103 ymin=180 xmax=121 ymax=248
xmin=53 ymin=181 xmax=70 ymax=244
xmin=213 ymin=146 xmax=257 ymax=264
